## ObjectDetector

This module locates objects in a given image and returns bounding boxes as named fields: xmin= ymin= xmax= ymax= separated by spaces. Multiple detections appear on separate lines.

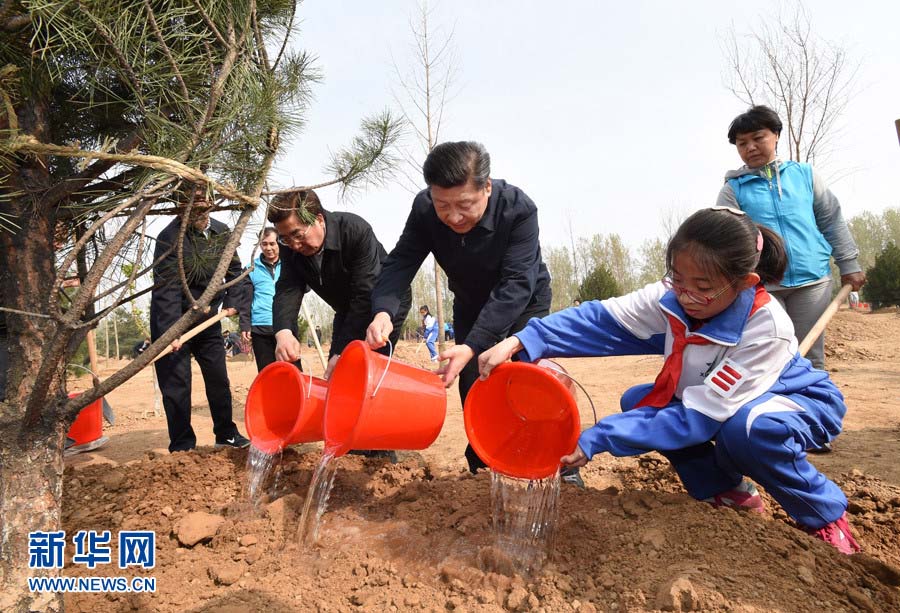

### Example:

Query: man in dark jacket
xmin=269 ymin=189 xmax=411 ymax=379
xmin=150 ymin=190 xmax=251 ymax=452
xmin=366 ymin=141 xmax=581 ymax=481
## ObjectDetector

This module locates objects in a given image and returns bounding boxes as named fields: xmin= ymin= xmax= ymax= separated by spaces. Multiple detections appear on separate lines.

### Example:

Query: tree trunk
xmin=113 ymin=315 xmax=120 ymax=360
xmin=0 ymin=206 xmax=69 ymax=611
xmin=0 ymin=93 xmax=68 ymax=612
xmin=433 ymin=260 xmax=446 ymax=352
xmin=0 ymin=419 xmax=67 ymax=613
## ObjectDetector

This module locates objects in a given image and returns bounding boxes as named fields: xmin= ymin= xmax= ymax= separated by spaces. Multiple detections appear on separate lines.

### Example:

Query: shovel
xmin=798 ymin=284 xmax=853 ymax=356
xmin=799 ymin=283 xmax=852 ymax=455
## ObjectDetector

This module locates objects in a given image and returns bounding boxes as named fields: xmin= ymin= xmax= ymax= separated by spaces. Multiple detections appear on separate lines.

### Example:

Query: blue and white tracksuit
xmin=515 ymin=282 xmax=848 ymax=529
xmin=423 ymin=314 xmax=438 ymax=359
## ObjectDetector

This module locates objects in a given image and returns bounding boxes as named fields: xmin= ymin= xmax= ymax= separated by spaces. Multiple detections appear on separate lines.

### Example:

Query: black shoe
xmin=560 ymin=468 xmax=585 ymax=489
xmin=215 ymin=433 xmax=251 ymax=449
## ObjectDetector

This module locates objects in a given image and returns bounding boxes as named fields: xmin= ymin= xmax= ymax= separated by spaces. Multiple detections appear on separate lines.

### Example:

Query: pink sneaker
xmin=805 ymin=512 xmax=861 ymax=555
xmin=703 ymin=480 xmax=765 ymax=513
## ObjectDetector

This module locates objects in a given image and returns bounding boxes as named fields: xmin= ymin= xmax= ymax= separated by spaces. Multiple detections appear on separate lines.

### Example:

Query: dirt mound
xmin=62 ymin=448 xmax=900 ymax=612
xmin=825 ymin=309 xmax=899 ymax=362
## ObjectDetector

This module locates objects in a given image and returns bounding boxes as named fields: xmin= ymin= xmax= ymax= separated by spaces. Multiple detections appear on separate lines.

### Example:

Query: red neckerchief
xmin=637 ymin=286 xmax=771 ymax=408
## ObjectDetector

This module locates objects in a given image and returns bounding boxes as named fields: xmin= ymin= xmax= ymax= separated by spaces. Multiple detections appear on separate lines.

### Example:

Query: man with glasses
xmin=267 ymin=189 xmax=411 ymax=379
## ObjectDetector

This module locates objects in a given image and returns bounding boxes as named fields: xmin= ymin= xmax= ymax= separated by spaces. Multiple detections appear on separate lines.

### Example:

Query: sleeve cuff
xmin=836 ymin=258 xmax=862 ymax=276
xmin=513 ymin=326 xmax=547 ymax=362
xmin=577 ymin=430 xmax=604 ymax=459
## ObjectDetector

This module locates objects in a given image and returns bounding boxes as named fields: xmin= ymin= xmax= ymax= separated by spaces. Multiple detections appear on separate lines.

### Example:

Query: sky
xmin=234 ymin=0 xmax=900 ymax=264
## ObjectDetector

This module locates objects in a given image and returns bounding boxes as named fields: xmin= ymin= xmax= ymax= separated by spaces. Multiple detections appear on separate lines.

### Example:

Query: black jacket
xmin=372 ymin=179 xmax=551 ymax=354
xmin=150 ymin=217 xmax=250 ymax=338
xmin=273 ymin=209 xmax=411 ymax=357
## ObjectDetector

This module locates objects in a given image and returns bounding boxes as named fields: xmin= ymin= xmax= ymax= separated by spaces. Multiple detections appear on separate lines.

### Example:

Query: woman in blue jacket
xmin=715 ymin=106 xmax=866 ymax=370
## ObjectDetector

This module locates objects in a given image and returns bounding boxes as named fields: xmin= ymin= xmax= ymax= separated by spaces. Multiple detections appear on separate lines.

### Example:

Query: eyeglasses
xmin=662 ymin=275 xmax=738 ymax=305
xmin=276 ymin=223 xmax=315 ymax=246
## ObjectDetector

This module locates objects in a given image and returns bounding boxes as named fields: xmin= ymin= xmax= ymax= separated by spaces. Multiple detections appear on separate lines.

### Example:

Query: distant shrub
xmin=864 ymin=242 xmax=900 ymax=308
xmin=578 ymin=265 xmax=622 ymax=302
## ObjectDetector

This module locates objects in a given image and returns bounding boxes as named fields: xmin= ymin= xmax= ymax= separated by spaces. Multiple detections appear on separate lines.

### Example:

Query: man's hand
xmin=170 ymin=338 xmax=183 ymax=353
xmin=477 ymin=336 xmax=524 ymax=380
xmin=435 ymin=344 xmax=475 ymax=388
xmin=841 ymin=271 xmax=866 ymax=291
xmin=366 ymin=312 xmax=393 ymax=349
xmin=222 ymin=307 xmax=238 ymax=317
xmin=323 ymin=354 xmax=340 ymax=380
xmin=240 ymin=330 xmax=252 ymax=353
xmin=560 ymin=445 xmax=588 ymax=468
xmin=275 ymin=329 xmax=301 ymax=362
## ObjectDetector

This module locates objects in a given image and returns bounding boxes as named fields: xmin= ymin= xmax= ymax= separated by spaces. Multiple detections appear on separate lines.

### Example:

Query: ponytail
xmin=668 ymin=207 xmax=788 ymax=287
xmin=755 ymin=225 xmax=787 ymax=285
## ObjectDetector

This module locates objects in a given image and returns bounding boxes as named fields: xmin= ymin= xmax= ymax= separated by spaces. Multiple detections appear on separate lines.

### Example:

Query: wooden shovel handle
xmin=151 ymin=310 xmax=230 ymax=364
xmin=798 ymin=284 xmax=852 ymax=356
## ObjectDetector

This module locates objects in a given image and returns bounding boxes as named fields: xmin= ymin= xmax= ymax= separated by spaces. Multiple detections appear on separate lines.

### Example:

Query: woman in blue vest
xmin=245 ymin=227 xmax=284 ymax=371
xmin=716 ymin=106 xmax=866 ymax=370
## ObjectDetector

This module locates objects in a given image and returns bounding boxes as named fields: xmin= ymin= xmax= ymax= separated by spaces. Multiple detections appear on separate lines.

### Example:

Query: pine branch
xmin=7 ymin=135 xmax=259 ymax=206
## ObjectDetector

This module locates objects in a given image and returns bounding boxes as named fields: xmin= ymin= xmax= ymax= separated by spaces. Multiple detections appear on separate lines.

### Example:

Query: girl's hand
xmin=477 ymin=336 xmax=524 ymax=380
xmin=561 ymin=446 xmax=588 ymax=468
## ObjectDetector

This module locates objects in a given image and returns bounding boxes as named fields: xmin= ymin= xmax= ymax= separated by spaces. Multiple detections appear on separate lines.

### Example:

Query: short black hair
xmin=423 ymin=141 xmax=490 ymax=189
xmin=727 ymin=105 xmax=783 ymax=144
xmin=267 ymin=189 xmax=322 ymax=224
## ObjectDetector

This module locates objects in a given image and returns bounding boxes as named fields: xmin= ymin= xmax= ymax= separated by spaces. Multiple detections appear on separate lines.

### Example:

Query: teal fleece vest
xmin=728 ymin=161 xmax=831 ymax=287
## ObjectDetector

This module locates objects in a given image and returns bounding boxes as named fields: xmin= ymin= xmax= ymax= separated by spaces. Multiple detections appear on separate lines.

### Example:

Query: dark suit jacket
xmin=372 ymin=179 xmax=551 ymax=354
xmin=273 ymin=209 xmax=411 ymax=357
xmin=150 ymin=217 xmax=250 ymax=338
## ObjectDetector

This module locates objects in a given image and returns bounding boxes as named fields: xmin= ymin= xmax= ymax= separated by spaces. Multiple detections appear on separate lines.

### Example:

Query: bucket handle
xmin=297 ymin=357 xmax=313 ymax=399
xmin=370 ymin=340 xmax=393 ymax=398
xmin=536 ymin=365 xmax=598 ymax=424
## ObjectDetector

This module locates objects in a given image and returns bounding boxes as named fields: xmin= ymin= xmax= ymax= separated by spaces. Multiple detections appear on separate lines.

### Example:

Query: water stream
xmin=490 ymin=470 xmax=561 ymax=574
xmin=297 ymin=449 xmax=339 ymax=545
xmin=244 ymin=445 xmax=283 ymax=508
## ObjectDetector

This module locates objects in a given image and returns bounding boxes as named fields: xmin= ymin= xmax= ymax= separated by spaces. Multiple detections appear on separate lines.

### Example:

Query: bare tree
xmin=544 ymin=245 xmax=577 ymax=311
xmin=564 ymin=212 xmax=581 ymax=287
xmin=575 ymin=233 xmax=637 ymax=294
xmin=392 ymin=0 xmax=458 ymax=351
xmin=723 ymin=4 xmax=859 ymax=165
xmin=0 ymin=2 xmax=399 ymax=608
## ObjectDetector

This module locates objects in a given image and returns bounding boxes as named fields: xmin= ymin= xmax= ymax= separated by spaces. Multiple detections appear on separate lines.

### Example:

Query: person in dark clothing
xmin=132 ymin=337 xmax=151 ymax=359
xmin=366 ymin=141 xmax=584 ymax=484
xmin=150 ymin=189 xmax=252 ymax=452
xmin=269 ymin=189 xmax=411 ymax=379
xmin=224 ymin=331 xmax=243 ymax=357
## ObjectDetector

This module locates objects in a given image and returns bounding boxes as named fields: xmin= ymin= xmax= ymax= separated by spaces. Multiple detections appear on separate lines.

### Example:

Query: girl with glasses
xmin=478 ymin=207 xmax=860 ymax=555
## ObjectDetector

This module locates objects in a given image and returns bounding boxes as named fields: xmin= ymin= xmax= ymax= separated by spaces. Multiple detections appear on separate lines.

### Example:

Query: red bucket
xmin=464 ymin=361 xmax=580 ymax=479
xmin=324 ymin=340 xmax=446 ymax=457
xmin=244 ymin=361 xmax=328 ymax=453
xmin=66 ymin=394 xmax=103 ymax=445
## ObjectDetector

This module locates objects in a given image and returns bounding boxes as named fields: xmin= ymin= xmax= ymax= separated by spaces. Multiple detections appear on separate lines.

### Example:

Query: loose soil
xmin=62 ymin=308 xmax=900 ymax=612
